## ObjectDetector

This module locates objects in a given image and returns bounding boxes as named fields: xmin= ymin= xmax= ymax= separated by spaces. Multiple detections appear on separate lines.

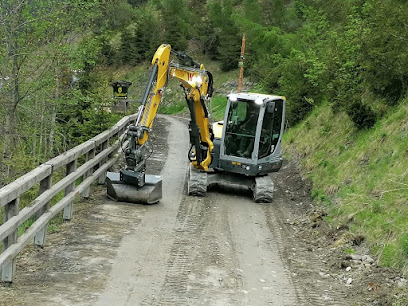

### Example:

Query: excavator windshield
xmin=224 ymin=99 xmax=261 ymax=158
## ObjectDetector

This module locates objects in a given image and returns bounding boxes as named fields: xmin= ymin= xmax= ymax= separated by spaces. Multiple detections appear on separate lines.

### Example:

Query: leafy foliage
xmin=360 ymin=1 xmax=408 ymax=104
xmin=207 ymin=0 xmax=241 ymax=71
xmin=346 ymin=101 xmax=377 ymax=129
xmin=2 ymin=0 xmax=408 ymax=172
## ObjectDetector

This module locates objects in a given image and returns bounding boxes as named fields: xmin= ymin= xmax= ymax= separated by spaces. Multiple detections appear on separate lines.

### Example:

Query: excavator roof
xmin=228 ymin=92 xmax=286 ymax=102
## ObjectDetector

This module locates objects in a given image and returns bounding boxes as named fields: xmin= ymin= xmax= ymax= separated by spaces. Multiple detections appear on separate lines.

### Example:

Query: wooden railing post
xmin=81 ymin=148 xmax=95 ymax=198
xmin=34 ymin=174 xmax=53 ymax=247
xmin=1 ymin=198 xmax=20 ymax=282
xmin=98 ymin=139 xmax=109 ymax=184
xmin=63 ymin=160 xmax=77 ymax=221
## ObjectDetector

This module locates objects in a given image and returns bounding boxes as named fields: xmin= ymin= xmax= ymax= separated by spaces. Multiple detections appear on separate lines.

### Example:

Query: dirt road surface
xmin=1 ymin=116 xmax=401 ymax=305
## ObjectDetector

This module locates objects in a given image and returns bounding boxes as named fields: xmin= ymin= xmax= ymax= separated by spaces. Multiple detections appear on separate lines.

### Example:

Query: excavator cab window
xmin=224 ymin=100 xmax=260 ymax=158
xmin=259 ymin=99 xmax=283 ymax=158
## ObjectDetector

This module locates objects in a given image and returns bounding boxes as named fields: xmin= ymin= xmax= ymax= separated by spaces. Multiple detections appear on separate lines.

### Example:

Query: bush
xmin=346 ymin=101 xmax=376 ymax=129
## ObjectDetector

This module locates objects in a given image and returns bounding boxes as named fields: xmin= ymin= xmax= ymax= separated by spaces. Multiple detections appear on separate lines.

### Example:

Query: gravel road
xmin=97 ymin=116 xmax=298 ymax=305
xmin=1 ymin=115 xmax=375 ymax=306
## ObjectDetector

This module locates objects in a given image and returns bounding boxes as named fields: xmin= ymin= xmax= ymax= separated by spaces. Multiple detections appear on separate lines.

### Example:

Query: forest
xmin=2 ymin=0 xmax=408 ymax=274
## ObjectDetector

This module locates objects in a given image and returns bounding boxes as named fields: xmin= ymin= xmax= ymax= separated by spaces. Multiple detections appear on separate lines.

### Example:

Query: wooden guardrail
xmin=0 ymin=112 xmax=139 ymax=283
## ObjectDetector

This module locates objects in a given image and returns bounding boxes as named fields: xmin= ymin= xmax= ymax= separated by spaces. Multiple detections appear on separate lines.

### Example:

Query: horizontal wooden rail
xmin=0 ymin=154 xmax=118 ymax=273
xmin=0 ymin=165 xmax=52 ymax=208
xmin=0 ymin=111 xmax=138 ymax=282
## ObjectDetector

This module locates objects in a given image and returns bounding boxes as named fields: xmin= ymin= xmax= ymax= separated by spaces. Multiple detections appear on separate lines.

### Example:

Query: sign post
xmin=238 ymin=34 xmax=246 ymax=93
xmin=111 ymin=81 xmax=132 ymax=113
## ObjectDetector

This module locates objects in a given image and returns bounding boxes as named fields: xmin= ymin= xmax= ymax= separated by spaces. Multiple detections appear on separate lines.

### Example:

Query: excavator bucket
xmin=106 ymin=172 xmax=162 ymax=204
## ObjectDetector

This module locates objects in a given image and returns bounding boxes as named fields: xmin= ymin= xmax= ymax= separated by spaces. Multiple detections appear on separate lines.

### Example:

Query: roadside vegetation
xmin=285 ymin=99 xmax=408 ymax=272
xmin=2 ymin=0 xmax=408 ymax=286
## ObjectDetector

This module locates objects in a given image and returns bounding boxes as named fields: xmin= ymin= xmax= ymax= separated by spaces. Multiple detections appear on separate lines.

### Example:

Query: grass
xmin=285 ymin=99 xmax=408 ymax=273
xmin=210 ymin=96 xmax=228 ymax=121
xmin=159 ymin=100 xmax=187 ymax=114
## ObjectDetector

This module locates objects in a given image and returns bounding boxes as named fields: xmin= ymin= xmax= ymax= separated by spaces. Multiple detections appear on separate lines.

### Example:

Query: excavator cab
xmin=203 ymin=92 xmax=285 ymax=202
xmin=210 ymin=93 xmax=285 ymax=178
xmin=224 ymin=99 xmax=260 ymax=158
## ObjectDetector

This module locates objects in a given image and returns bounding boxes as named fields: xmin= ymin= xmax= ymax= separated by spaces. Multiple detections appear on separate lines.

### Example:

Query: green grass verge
xmin=159 ymin=100 xmax=188 ymax=114
xmin=284 ymin=99 xmax=408 ymax=274
xmin=210 ymin=96 xmax=228 ymax=121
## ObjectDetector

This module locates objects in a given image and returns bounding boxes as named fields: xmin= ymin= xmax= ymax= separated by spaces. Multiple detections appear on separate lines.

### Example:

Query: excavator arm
xmin=122 ymin=44 xmax=214 ymax=192
xmin=168 ymin=63 xmax=214 ymax=171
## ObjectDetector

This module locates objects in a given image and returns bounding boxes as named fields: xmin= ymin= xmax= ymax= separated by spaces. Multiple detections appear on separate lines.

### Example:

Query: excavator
xmin=106 ymin=44 xmax=285 ymax=204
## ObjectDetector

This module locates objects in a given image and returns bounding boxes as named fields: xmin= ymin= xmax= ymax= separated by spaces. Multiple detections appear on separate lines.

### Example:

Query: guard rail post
xmin=1 ymin=198 xmax=19 ymax=282
xmin=34 ymin=174 xmax=53 ymax=247
xmin=63 ymin=160 xmax=77 ymax=221
xmin=98 ymin=139 xmax=109 ymax=184
xmin=81 ymin=146 xmax=96 ymax=198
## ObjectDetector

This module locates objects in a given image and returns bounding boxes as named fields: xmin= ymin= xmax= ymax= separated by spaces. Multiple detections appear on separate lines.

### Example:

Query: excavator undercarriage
xmin=187 ymin=167 xmax=275 ymax=203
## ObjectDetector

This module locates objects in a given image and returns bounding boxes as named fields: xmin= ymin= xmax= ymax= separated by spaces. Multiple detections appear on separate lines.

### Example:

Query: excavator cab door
xmin=223 ymin=98 xmax=261 ymax=159
xmin=258 ymin=99 xmax=285 ymax=158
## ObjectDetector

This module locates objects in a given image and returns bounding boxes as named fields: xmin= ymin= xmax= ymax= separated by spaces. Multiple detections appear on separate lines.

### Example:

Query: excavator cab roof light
xmin=228 ymin=94 xmax=238 ymax=102
xmin=255 ymin=98 xmax=264 ymax=105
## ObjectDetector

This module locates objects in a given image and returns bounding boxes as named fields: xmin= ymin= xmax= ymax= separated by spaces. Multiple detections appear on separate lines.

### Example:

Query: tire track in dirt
xmin=142 ymin=186 xmax=304 ymax=305
xmin=96 ymin=116 xmax=189 ymax=305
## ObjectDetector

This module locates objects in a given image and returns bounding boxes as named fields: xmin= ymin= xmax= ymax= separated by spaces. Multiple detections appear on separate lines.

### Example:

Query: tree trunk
xmin=2 ymin=1 xmax=23 ymax=173
xmin=49 ymin=66 xmax=59 ymax=159
xmin=48 ymin=103 xmax=57 ymax=159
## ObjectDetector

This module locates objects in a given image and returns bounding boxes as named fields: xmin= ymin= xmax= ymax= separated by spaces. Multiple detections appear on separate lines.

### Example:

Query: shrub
xmin=346 ymin=101 xmax=376 ymax=129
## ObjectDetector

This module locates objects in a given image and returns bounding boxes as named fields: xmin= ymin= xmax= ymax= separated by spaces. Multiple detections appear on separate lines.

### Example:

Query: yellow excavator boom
xmin=135 ymin=44 xmax=214 ymax=171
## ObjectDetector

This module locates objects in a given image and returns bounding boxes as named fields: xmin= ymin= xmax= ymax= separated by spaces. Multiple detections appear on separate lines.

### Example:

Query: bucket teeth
xmin=106 ymin=172 xmax=162 ymax=204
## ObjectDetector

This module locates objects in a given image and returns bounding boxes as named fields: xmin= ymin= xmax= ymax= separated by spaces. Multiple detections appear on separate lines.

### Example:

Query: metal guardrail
xmin=0 ymin=113 xmax=138 ymax=283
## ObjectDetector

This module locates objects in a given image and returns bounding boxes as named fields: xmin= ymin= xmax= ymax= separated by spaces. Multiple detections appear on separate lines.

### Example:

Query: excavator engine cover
xmin=106 ymin=172 xmax=162 ymax=204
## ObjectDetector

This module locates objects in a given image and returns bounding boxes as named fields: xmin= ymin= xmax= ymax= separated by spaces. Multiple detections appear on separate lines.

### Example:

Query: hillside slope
xmin=285 ymin=99 xmax=408 ymax=273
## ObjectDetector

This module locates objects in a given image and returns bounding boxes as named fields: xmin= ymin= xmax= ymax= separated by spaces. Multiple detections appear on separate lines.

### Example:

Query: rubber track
xmin=253 ymin=175 xmax=274 ymax=202
xmin=187 ymin=166 xmax=207 ymax=196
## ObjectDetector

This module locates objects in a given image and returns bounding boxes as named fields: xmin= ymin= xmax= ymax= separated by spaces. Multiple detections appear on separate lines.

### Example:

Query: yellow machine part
xmin=136 ymin=44 xmax=214 ymax=171
xmin=188 ymin=89 xmax=213 ymax=171
xmin=138 ymin=45 xmax=171 ymax=145
xmin=212 ymin=121 xmax=224 ymax=139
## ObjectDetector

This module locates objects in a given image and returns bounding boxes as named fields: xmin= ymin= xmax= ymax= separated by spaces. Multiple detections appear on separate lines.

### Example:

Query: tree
xmin=207 ymin=0 xmax=241 ymax=71
xmin=0 ymin=0 xmax=100 ymax=179
xmin=361 ymin=0 xmax=408 ymax=104
xmin=153 ymin=0 xmax=190 ymax=51
xmin=118 ymin=5 xmax=159 ymax=65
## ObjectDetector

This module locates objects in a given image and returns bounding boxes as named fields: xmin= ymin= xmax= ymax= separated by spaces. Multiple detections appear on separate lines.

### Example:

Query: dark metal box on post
xmin=111 ymin=80 xmax=132 ymax=113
